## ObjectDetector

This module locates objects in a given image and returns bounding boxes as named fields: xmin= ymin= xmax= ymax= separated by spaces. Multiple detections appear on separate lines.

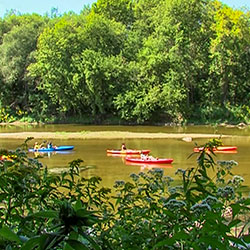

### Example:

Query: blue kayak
xmin=29 ymin=145 xmax=74 ymax=152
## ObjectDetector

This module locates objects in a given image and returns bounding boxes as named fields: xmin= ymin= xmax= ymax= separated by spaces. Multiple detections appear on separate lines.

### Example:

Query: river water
xmin=0 ymin=124 xmax=249 ymax=188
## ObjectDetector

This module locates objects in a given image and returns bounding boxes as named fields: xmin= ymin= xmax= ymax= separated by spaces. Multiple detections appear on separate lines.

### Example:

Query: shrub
xmin=98 ymin=140 xmax=250 ymax=249
xmin=0 ymin=139 xmax=249 ymax=249
xmin=0 ymin=139 xmax=108 ymax=249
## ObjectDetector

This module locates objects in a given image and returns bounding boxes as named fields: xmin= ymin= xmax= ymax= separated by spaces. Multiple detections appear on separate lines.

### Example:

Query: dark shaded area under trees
xmin=0 ymin=0 xmax=249 ymax=125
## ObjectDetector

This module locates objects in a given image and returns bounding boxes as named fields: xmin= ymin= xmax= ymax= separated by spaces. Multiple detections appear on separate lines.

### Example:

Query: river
xmin=0 ymin=124 xmax=249 ymax=188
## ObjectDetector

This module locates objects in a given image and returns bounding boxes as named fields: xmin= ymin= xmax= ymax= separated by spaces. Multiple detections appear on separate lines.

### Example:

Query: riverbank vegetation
xmin=0 ymin=0 xmax=249 ymax=125
xmin=0 ymin=139 xmax=250 ymax=249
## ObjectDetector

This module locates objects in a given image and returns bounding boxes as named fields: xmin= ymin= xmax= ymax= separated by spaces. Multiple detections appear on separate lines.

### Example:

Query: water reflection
xmin=31 ymin=150 xmax=75 ymax=158
xmin=125 ymin=160 xmax=173 ymax=170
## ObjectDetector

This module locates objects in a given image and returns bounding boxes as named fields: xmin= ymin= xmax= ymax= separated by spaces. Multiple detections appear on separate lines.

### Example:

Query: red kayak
xmin=107 ymin=149 xmax=150 ymax=155
xmin=193 ymin=146 xmax=237 ymax=153
xmin=126 ymin=157 xmax=173 ymax=164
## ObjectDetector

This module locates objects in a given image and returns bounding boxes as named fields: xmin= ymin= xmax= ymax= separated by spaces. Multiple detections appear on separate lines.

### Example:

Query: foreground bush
xmin=0 ymin=139 xmax=249 ymax=249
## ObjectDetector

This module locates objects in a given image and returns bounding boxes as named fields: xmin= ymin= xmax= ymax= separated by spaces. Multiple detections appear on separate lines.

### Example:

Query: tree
xmin=0 ymin=14 xmax=45 ymax=113
xmin=114 ymin=0 xmax=210 ymax=123
xmin=28 ymin=16 xmax=83 ymax=118
xmin=80 ymin=13 xmax=126 ymax=56
xmin=29 ymin=13 xmax=127 ymax=120
xmin=208 ymin=1 xmax=250 ymax=106
xmin=72 ymin=50 xmax=129 ymax=119
xmin=92 ymin=0 xmax=134 ymax=26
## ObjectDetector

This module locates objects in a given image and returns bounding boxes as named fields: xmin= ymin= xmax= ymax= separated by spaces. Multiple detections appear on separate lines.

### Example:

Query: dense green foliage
xmin=0 ymin=0 xmax=249 ymax=124
xmin=0 ymin=139 xmax=250 ymax=249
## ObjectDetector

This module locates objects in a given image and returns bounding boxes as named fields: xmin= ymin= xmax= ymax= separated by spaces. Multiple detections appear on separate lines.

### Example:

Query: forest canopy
xmin=0 ymin=0 xmax=249 ymax=124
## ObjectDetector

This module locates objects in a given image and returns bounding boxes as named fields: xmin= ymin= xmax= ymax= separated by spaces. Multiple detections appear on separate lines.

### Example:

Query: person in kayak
xmin=39 ymin=141 xmax=47 ymax=149
xmin=141 ymin=153 xmax=148 ymax=160
xmin=34 ymin=141 xmax=47 ymax=150
xmin=34 ymin=142 xmax=40 ymax=151
xmin=141 ymin=153 xmax=156 ymax=160
xmin=47 ymin=141 xmax=53 ymax=149
xmin=47 ymin=141 xmax=57 ymax=149
xmin=121 ymin=143 xmax=127 ymax=151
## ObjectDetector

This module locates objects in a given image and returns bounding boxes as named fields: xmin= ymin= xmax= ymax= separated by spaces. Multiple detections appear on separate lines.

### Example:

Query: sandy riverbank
xmin=0 ymin=131 xmax=231 ymax=140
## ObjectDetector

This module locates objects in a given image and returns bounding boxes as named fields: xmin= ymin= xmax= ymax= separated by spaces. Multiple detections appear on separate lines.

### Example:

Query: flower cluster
xmin=217 ymin=186 xmax=235 ymax=199
xmin=201 ymin=195 xmax=220 ymax=206
xmin=138 ymin=172 xmax=147 ymax=179
xmin=164 ymin=199 xmax=186 ymax=211
xmin=149 ymin=168 xmax=164 ymax=178
xmin=163 ymin=176 xmax=174 ymax=183
xmin=231 ymin=175 xmax=244 ymax=187
xmin=168 ymin=185 xmax=183 ymax=194
xmin=114 ymin=180 xmax=125 ymax=188
xmin=191 ymin=203 xmax=212 ymax=215
xmin=217 ymin=160 xmax=238 ymax=170
xmin=130 ymin=173 xmax=139 ymax=182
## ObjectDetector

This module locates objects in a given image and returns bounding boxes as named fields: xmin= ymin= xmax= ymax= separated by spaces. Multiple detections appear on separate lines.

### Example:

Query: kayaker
xmin=141 ymin=154 xmax=155 ymax=160
xmin=34 ymin=142 xmax=40 ymax=151
xmin=40 ymin=140 xmax=47 ymax=149
xmin=47 ymin=142 xmax=53 ymax=149
xmin=121 ymin=143 xmax=127 ymax=151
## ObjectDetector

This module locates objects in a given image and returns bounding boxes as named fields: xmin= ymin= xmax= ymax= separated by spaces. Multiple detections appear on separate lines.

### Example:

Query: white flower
xmin=130 ymin=173 xmax=139 ymax=181
xmin=163 ymin=176 xmax=174 ymax=183
xmin=168 ymin=187 xmax=177 ymax=194
xmin=191 ymin=203 xmax=211 ymax=213
xmin=202 ymin=195 xmax=219 ymax=206
xmin=165 ymin=199 xmax=186 ymax=210
xmin=231 ymin=175 xmax=244 ymax=185
xmin=114 ymin=180 xmax=125 ymax=188
xmin=217 ymin=186 xmax=235 ymax=199
xmin=217 ymin=160 xmax=238 ymax=170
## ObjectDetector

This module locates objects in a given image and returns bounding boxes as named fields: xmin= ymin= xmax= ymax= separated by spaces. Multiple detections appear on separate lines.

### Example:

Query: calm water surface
xmin=1 ymin=123 xmax=250 ymax=135
xmin=0 ymin=124 xmax=249 ymax=188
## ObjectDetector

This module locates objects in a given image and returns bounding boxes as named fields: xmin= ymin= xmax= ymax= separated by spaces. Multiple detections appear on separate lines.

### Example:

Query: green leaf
xmin=230 ymin=203 xmax=244 ymax=217
xmin=75 ymin=209 xmax=99 ymax=224
xmin=30 ymin=210 xmax=59 ymax=219
xmin=201 ymin=236 xmax=227 ymax=250
xmin=228 ymin=219 xmax=241 ymax=228
xmin=20 ymin=236 xmax=41 ymax=250
xmin=66 ymin=239 xmax=89 ymax=250
xmin=80 ymin=232 xmax=102 ymax=250
xmin=243 ymin=198 xmax=250 ymax=206
xmin=243 ymin=234 xmax=250 ymax=243
xmin=74 ymin=200 xmax=83 ymax=210
xmin=0 ymin=226 xmax=21 ymax=244
xmin=153 ymin=237 xmax=175 ymax=248
xmin=63 ymin=243 xmax=75 ymax=250
xmin=227 ymin=235 xmax=246 ymax=247
xmin=173 ymin=231 xmax=190 ymax=240
xmin=68 ymin=231 xmax=79 ymax=241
